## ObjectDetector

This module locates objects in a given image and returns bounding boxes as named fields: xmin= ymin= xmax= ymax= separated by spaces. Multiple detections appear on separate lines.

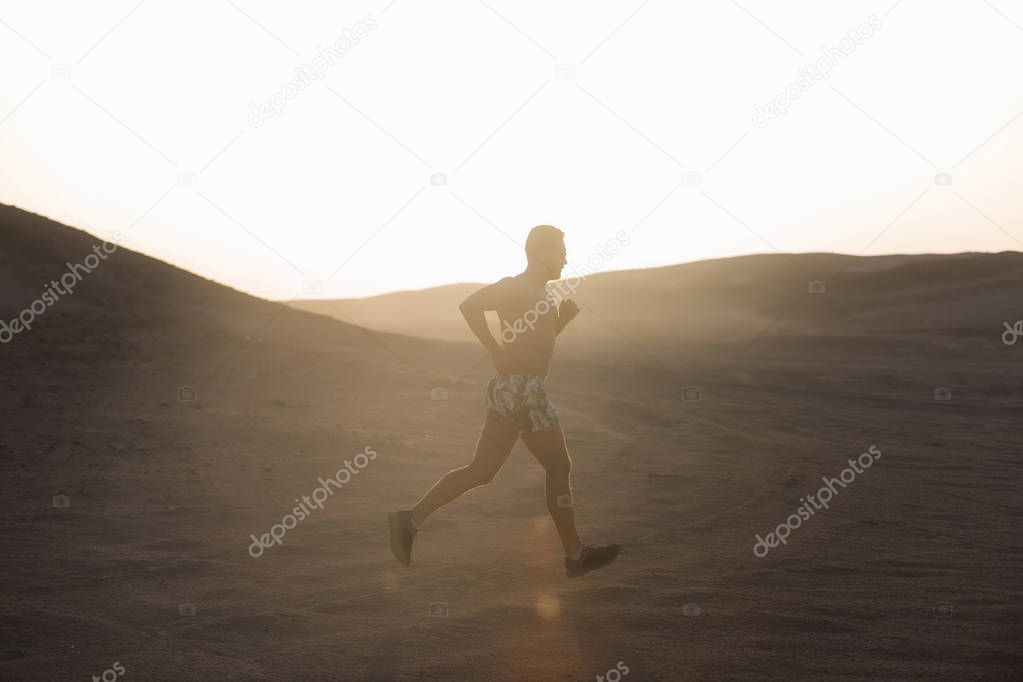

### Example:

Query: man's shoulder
xmin=494 ymin=274 xmax=527 ymax=292
xmin=484 ymin=275 xmax=531 ymax=309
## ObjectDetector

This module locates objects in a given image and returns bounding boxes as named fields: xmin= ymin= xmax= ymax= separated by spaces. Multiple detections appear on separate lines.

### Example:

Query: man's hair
xmin=525 ymin=225 xmax=564 ymax=263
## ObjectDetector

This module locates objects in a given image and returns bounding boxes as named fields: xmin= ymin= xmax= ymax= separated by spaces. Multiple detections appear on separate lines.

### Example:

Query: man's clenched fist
xmin=558 ymin=298 xmax=580 ymax=325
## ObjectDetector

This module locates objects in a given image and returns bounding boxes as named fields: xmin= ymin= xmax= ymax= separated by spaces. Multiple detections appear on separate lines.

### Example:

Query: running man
xmin=389 ymin=225 xmax=621 ymax=577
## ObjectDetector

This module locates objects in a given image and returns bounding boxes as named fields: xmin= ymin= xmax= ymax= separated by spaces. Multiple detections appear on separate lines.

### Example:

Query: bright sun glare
xmin=2 ymin=0 xmax=1021 ymax=299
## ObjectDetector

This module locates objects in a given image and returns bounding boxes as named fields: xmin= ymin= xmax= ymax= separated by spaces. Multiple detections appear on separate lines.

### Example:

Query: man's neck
xmin=521 ymin=264 xmax=549 ymax=290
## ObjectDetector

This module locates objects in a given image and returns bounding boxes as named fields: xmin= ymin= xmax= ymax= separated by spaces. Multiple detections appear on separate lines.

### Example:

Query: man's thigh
xmin=469 ymin=409 xmax=520 ymax=472
xmin=520 ymin=422 xmax=571 ymax=472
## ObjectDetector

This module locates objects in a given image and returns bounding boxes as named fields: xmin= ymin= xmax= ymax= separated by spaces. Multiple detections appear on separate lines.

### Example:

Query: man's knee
xmin=465 ymin=464 xmax=498 ymax=487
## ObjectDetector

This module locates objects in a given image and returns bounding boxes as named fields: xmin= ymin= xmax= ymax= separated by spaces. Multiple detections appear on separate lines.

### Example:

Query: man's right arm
xmin=458 ymin=278 xmax=511 ymax=353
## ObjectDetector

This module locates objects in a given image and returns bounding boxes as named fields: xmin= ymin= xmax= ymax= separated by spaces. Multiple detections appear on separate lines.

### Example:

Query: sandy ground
xmin=1 ymin=205 xmax=1021 ymax=680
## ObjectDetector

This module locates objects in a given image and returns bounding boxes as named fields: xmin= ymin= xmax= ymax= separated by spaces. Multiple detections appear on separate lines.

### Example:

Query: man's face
xmin=540 ymin=238 xmax=567 ymax=280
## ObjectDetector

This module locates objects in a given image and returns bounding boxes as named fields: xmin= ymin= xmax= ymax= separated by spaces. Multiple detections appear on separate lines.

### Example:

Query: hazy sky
xmin=2 ymin=0 xmax=1022 ymax=299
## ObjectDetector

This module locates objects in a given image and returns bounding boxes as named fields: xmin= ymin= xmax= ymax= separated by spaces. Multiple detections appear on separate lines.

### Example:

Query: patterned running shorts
xmin=484 ymin=373 xmax=559 ymax=433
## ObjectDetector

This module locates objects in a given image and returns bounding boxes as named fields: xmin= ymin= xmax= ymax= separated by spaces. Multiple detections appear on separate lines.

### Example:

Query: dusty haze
xmin=1 ymin=204 xmax=1020 ymax=680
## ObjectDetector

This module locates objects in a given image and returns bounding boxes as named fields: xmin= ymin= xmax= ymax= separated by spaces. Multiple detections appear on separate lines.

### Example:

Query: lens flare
xmin=536 ymin=594 xmax=560 ymax=620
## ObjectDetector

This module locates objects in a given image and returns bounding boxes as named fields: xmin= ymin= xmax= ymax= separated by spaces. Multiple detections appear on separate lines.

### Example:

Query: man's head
xmin=525 ymin=225 xmax=566 ymax=280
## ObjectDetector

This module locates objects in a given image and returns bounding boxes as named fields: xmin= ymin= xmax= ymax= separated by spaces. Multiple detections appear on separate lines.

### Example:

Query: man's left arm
xmin=554 ymin=299 xmax=579 ymax=336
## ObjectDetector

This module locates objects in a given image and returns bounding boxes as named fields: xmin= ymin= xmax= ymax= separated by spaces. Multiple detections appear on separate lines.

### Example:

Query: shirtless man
xmin=388 ymin=225 xmax=620 ymax=577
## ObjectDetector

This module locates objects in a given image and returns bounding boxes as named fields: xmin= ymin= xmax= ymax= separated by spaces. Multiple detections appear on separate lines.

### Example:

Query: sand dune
xmin=1 ymin=203 xmax=1020 ymax=680
xmin=291 ymin=251 xmax=1023 ymax=351
xmin=290 ymin=283 xmax=481 ymax=344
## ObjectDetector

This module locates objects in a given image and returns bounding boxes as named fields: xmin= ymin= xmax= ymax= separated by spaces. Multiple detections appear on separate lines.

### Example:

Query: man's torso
xmin=494 ymin=275 xmax=558 ymax=379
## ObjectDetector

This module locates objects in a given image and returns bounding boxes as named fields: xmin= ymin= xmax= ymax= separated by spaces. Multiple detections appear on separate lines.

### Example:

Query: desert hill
xmin=290 ymin=251 xmax=1023 ymax=351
